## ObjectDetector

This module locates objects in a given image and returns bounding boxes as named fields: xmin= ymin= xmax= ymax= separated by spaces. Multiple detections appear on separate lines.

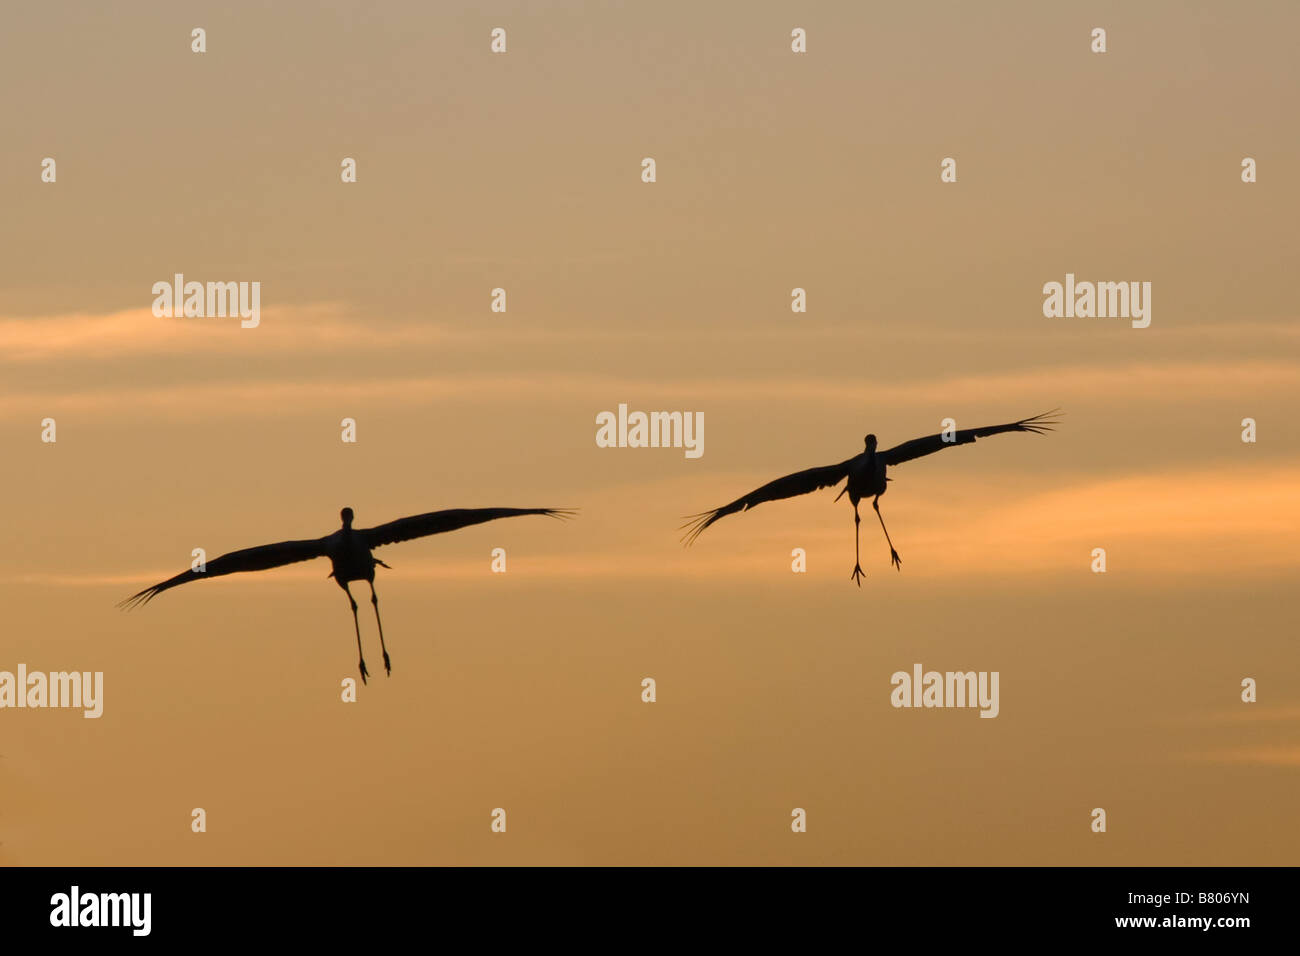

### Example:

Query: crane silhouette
xmin=120 ymin=506 xmax=575 ymax=681
xmin=682 ymin=411 xmax=1059 ymax=585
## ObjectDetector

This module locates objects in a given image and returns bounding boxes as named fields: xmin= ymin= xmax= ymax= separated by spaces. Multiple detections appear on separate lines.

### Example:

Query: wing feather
xmin=119 ymin=537 xmax=330 ymax=609
xmin=681 ymin=460 xmax=853 ymax=545
xmin=877 ymin=410 xmax=1060 ymax=466
xmin=360 ymin=507 xmax=575 ymax=549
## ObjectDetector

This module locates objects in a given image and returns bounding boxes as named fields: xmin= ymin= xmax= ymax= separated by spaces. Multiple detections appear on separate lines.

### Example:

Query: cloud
xmin=14 ymin=460 xmax=1300 ymax=589
xmin=1172 ymin=704 xmax=1300 ymax=726
xmin=649 ymin=460 xmax=1300 ymax=581
xmin=1190 ymin=746 xmax=1300 ymax=767
xmin=2 ymin=306 xmax=1298 ymax=428
xmin=0 ymin=304 xmax=449 ymax=361
xmin=1 ymin=358 xmax=1297 ymax=422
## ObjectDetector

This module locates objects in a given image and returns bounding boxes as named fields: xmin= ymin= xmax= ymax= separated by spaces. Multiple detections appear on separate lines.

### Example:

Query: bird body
xmin=326 ymin=530 xmax=381 ymax=585
xmin=121 ymin=505 xmax=575 ymax=681
xmin=844 ymin=443 xmax=888 ymax=505
xmin=683 ymin=411 xmax=1059 ymax=584
xmin=325 ymin=508 xmax=388 ymax=585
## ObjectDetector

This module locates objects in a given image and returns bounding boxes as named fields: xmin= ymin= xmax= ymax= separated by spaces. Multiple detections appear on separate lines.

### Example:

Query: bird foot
xmin=890 ymin=550 xmax=902 ymax=571
xmin=850 ymin=564 xmax=866 ymax=587
xmin=358 ymin=660 xmax=369 ymax=684
xmin=383 ymin=651 xmax=392 ymax=676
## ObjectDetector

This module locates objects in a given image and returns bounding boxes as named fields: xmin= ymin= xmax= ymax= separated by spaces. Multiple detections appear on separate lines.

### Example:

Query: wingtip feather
xmin=116 ymin=588 xmax=157 ymax=611
xmin=1019 ymin=408 xmax=1063 ymax=434
xmin=678 ymin=510 xmax=720 ymax=547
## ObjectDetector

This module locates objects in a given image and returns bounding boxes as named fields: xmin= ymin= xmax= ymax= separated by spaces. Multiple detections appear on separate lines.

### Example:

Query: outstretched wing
xmin=359 ymin=507 xmax=576 ymax=549
xmin=681 ymin=459 xmax=854 ymax=545
xmin=877 ymin=410 xmax=1061 ymax=467
xmin=119 ymin=537 xmax=331 ymax=609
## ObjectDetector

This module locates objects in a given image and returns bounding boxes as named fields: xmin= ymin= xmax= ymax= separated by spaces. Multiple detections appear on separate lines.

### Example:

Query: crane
xmin=682 ymin=411 xmax=1059 ymax=585
xmin=120 ymin=506 xmax=576 ymax=681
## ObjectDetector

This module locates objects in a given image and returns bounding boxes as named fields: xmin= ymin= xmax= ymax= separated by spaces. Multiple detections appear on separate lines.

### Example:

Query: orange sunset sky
xmin=1 ymin=1 xmax=1297 ymax=865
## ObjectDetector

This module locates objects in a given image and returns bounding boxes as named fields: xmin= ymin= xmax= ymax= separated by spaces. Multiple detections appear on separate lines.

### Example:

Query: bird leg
xmin=873 ymin=496 xmax=902 ymax=570
xmin=850 ymin=504 xmax=866 ymax=587
xmin=343 ymin=583 xmax=368 ymax=684
xmin=369 ymin=580 xmax=391 ymax=676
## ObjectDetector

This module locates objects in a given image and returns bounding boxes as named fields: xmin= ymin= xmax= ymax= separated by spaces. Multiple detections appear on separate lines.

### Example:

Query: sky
xmin=1 ymin=0 xmax=1297 ymax=865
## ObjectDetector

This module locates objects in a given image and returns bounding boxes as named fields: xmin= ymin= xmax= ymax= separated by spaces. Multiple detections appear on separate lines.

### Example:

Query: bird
xmin=120 ymin=506 xmax=576 ymax=682
xmin=681 ymin=411 xmax=1060 ymax=585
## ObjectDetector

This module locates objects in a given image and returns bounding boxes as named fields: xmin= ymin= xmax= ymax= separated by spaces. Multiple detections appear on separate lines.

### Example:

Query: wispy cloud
xmin=5 ymin=304 xmax=1300 ymax=366
xmin=0 ymin=304 xmax=451 ymax=361
xmin=1171 ymin=705 xmax=1300 ymax=726
xmin=1190 ymin=746 xmax=1300 ymax=767
xmin=661 ymin=460 xmax=1300 ymax=581
xmin=1 ymin=360 xmax=1297 ymax=422
xmin=13 ymin=461 xmax=1300 ymax=588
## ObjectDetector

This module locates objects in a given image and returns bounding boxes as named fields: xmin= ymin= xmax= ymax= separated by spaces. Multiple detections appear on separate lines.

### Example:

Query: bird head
xmin=340 ymin=507 xmax=354 ymax=528
xmin=864 ymin=434 xmax=878 ymax=453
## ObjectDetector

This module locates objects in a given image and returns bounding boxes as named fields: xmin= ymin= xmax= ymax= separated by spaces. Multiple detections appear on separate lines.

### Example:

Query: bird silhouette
xmin=120 ymin=506 xmax=576 ymax=681
xmin=682 ymin=411 xmax=1059 ymax=584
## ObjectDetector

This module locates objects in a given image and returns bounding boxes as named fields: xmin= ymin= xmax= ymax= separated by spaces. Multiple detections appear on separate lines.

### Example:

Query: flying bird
xmin=681 ymin=411 xmax=1060 ymax=585
xmin=120 ymin=506 xmax=575 ymax=682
